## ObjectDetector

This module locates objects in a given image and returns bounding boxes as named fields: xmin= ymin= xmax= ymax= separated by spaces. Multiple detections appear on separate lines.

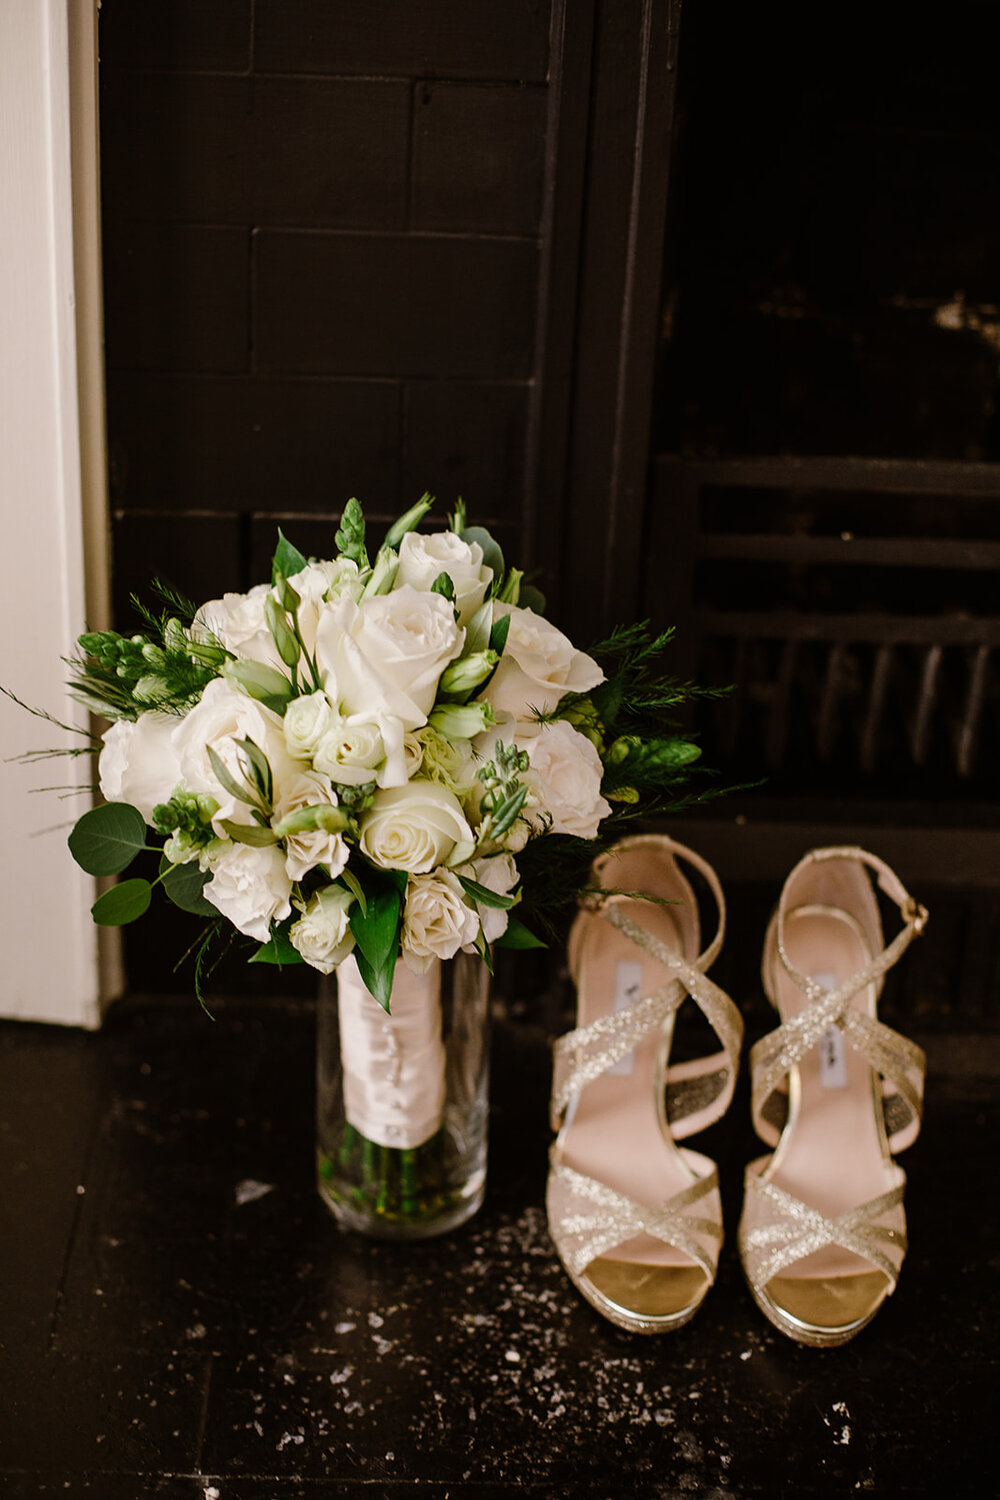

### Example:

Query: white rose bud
xmin=283 ymin=691 xmax=336 ymax=760
xmin=402 ymin=870 xmax=480 ymax=973
xmin=358 ymin=781 xmax=474 ymax=874
xmin=313 ymin=709 xmax=407 ymax=788
xmin=289 ymin=884 xmax=356 ymax=974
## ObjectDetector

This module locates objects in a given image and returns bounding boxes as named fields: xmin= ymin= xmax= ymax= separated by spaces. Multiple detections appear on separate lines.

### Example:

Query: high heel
xmin=547 ymin=834 xmax=743 ymax=1333
xmin=738 ymin=846 xmax=927 ymax=1347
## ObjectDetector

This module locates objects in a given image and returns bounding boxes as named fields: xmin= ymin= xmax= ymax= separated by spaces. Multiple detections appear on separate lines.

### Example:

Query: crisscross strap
xmin=551 ymin=876 xmax=743 ymax=1140
xmin=740 ymin=1166 xmax=908 ymax=1294
xmin=549 ymin=1155 xmax=722 ymax=1281
xmin=751 ymin=847 xmax=927 ymax=1152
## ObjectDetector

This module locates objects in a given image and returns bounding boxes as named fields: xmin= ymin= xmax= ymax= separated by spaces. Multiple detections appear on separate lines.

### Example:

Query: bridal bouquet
xmin=46 ymin=496 xmax=713 ymax=1233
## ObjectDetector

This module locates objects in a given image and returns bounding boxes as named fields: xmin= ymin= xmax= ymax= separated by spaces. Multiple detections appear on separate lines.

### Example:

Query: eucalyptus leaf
xmin=91 ymin=878 xmax=152 ymax=926
xmin=461 ymin=526 xmax=504 ymax=589
xmin=160 ymin=857 xmax=216 ymax=916
xmin=271 ymin=529 xmax=307 ymax=585
xmin=68 ymin=802 xmax=147 ymax=876
xmin=495 ymin=917 xmax=547 ymax=950
xmin=518 ymin=584 xmax=547 ymax=615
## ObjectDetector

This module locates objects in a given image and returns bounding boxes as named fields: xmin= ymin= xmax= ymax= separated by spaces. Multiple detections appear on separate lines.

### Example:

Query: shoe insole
xmin=763 ymin=906 xmax=897 ymax=1321
xmin=560 ymin=895 xmax=710 ymax=1310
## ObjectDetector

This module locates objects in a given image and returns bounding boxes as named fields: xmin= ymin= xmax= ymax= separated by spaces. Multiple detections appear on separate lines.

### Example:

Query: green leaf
xmin=91 ymin=878 xmax=152 ymax=926
xmin=271 ymin=529 xmax=307 ymax=585
xmin=495 ymin=917 xmax=547 ymax=950
xmin=349 ymin=883 xmax=404 ymax=1011
xmin=160 ymin=857 xmax=216 ymax=916
xmin=383 ymin=493 xmax=433 ymax=549
xmin=461 ymin=526 xmax=504 ymax=590
xmin=519 ymin=584 xmax=546 ymax=615
xmin=489 ymin=783 xmax=528 ymax=837
xmin=463 ymin=599 xmax=493 ymax=658
xmin=489 ymin=612 xmax=511 ymax=657
xmin=430 ymin=570 xmax=456 ymax=603
xmin=236 ymin=736 xmax=273 ymax=805
xmin=207 ymin=745 xmax=255 ymax=808
xmin=219 ymin=819 xmax=279 ymax=847
xmin=457 ymin=875 xmax=517 ymax=910
xmin=339 ymin=865 xmax=368 ymax=917
xmin=250 ymin=928 xmax=304 ymax=966
xmin=473 ymin=927 xmax=494 ymax=974
xmin=68 ymin=802 xmax=147 ymax=876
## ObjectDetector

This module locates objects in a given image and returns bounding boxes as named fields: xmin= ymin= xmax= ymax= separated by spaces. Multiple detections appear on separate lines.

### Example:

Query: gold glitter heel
xmin=547 ymin=835 xmax=743 ymax=1333
xmin=738 ymin=847 xmax=928 ymax=1347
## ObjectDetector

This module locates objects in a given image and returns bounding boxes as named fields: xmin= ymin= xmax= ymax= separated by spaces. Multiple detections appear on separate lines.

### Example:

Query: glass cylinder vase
xmin=316 ymin=949 xmax=491 ymax=1239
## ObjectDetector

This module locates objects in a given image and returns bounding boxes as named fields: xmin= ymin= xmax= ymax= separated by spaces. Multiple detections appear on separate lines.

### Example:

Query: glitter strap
xmin=551 ymin=847 xmax=743 ymax=1139
xmin=751 ymin=847 xmax=927 ymax=1152
xmin=740 ymin=1169 xmax=907 ymax=1293
xmin=549 ymin=1156 xmax=722 ymax=1280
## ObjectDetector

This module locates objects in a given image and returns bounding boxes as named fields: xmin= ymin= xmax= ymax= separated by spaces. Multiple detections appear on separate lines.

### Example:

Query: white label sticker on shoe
xmin=606 ymin=961 xmax=644 ymax=1077
xmin=811 ymin=971 xmax=849 ymax=1089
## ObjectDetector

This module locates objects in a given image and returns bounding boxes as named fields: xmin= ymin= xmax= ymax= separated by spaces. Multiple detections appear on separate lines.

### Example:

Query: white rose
xmin=402 ymin=870 xmax=480 ymax=973
xmin=481 ymin=605 xmax=604 ymax=724
xmin=98 ymin=713 xmax=183 ymax=824
xmin=289 ymin=884 xmax=355 ymax=974
xmin=195 ymin=583 xmax=278 ymax=667
xmin=314 ymin=588 xmax=464 ymax=731
xmin=172 ymin=677 xmax=297 ymax=832
xmin=522 ymin=719 xmax=611 ymax=840
xmin=202 ymin=841 xmax=292 ymax=942
xmin=454 ymin=853 xmax=520 ymax=943
xmin=402 ymin=731 xmax=425 ymax=779
xmin=395 ymin=531 xmax=493 ymax=625
xmin=283 ymin=691 xmax=335 ymax=760
xmin=313 ymin=709 xmax=407 ymax=788
xmin=358 ymin=781 xmax=474 ymax=874
xmin=272 ymin=769 xmax=349 ymax=882
xmin=285 ymin=560 xmax=349 ymax=655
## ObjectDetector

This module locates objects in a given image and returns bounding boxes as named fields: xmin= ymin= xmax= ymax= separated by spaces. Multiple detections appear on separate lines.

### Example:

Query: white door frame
xmin=0 ymin=0 xmax=116 ymax=1025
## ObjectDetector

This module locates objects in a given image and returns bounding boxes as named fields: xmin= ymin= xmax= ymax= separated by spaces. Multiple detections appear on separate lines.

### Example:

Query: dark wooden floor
xmin=1 ymin=980 xmax=996 ymax=1498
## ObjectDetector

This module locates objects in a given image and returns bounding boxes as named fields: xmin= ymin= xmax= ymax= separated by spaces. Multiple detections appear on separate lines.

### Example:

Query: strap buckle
xmin=902 ymin=897 xmax=929 ymax=936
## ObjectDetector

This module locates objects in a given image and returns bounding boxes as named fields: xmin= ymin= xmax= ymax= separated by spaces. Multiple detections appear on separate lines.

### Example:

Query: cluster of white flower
xmin=97 ymin=522 xmax=611 ymax=983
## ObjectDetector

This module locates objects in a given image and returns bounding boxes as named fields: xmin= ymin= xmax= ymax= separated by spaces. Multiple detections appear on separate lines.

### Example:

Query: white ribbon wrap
xmin=337 ymin=954 xmax=446 ymax=1149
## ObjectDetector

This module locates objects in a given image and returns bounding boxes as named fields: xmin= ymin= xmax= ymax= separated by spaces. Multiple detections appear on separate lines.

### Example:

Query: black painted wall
xmin=100 ymin=0 xmax=550 ymax=631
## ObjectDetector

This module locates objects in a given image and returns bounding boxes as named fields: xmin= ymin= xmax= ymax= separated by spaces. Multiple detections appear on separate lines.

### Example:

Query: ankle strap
xmin=775 ymin=846 xmax=928 ymax=1002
